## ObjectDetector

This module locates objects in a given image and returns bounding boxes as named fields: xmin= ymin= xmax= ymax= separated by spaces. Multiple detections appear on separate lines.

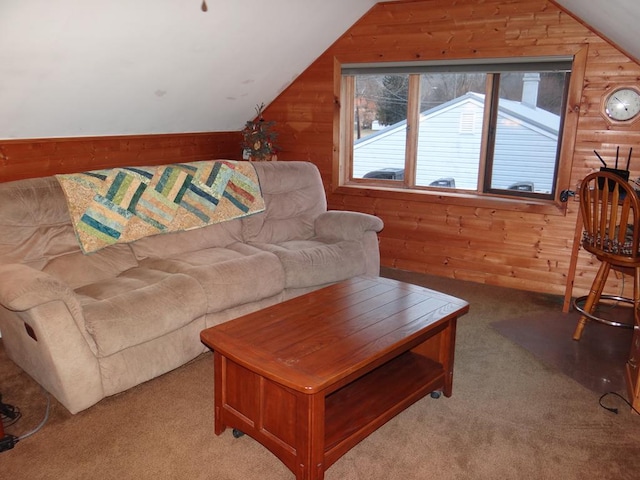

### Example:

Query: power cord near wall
xmin=0 ymin=388 xmax=50 ymax=452
xmin=599 ymin=391 xmax=640 ymax=415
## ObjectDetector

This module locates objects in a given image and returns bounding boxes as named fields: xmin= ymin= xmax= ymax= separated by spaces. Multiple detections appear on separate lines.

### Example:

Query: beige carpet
xmin=2 ymin=268 xmax=640 ymax=479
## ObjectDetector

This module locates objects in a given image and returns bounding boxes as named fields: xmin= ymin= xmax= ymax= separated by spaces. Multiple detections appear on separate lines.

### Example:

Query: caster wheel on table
xmin=232 ymin=429 xmax=245 ymax=438
xmin=430 ymin=391 xmax=442 ymax=399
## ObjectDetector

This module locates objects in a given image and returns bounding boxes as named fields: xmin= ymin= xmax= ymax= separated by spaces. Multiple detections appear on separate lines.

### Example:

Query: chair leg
xmin=573 ymin=261 xmax=611 ymax=341
xmin=634 ymin=267 xmax=640 ymax=328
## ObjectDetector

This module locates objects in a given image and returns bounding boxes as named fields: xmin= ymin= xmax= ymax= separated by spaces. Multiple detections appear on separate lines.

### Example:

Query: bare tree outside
xmin=420 ymin=73 xmax=486 ymax=109
xmin=354 ymin=76 xmax=384 ymax=139
xmin=377 ymin=75 xmax=409 ymax=126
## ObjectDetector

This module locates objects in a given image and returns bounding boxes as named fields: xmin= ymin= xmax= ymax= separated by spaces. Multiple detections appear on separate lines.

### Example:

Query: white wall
xmin=0 ymin=0 xmax=379 ymax=139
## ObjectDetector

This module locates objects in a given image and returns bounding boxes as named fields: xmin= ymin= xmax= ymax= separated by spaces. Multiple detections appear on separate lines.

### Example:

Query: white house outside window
xmin=341 ymin=58 xmax=572 ymax=200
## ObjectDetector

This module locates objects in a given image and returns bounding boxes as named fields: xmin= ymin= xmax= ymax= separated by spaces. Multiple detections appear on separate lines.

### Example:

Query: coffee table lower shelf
xmin=214 ymin=349 xmax=446 ymax=480
xmin=324 ymin=351 xmax=444 ymax=464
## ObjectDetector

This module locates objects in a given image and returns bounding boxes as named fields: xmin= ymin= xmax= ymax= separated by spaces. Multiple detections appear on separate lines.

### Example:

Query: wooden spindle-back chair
xmin=573 ymin=171 xmax=640 ymax=340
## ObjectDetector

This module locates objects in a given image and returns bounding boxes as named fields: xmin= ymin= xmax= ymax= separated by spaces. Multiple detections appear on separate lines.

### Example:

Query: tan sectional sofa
xmin=0 ymin=160 xmax=383 ymax=414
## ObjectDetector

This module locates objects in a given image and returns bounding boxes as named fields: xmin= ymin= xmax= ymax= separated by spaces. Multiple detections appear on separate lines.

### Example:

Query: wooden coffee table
xmin=200 ymin=276 xmax=469 ymax=480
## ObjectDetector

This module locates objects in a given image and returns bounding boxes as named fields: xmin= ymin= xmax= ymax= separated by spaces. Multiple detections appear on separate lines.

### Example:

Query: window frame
xmin=333 ymin=50 xmax=587 ymax=216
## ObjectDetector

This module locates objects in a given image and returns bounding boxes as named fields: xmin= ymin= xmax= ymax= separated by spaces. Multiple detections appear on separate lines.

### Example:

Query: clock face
xmin=604 ymin=87 xmax=640 ymax=122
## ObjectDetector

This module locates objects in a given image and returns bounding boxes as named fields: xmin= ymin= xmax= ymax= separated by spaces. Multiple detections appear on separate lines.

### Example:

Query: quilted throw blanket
xmin=56 ymin=160 xmax=265 ymax=253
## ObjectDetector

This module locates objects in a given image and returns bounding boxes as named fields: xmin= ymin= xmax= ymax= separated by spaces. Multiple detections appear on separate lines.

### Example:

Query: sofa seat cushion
xmin=138 ymin=243 xmax=285 ymax=313
xmin=75 ymin=268 xmax=207 ymax=357
xmin=250 ymin=239 xmax=366 ymax=288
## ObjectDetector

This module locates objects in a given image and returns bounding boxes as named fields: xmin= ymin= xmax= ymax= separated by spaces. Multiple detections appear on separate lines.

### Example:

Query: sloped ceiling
xmin=0 ymin=0 xmax=638 ymax=139
xmin=554 ymin=0 xmax=640 ymax=63
xmin=0 ymin=0 xmax=381 ymax=138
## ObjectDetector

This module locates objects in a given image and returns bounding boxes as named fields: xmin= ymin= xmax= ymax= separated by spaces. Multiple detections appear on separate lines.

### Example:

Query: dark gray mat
xmin=491 ymin=310 xmax=633 ymax=394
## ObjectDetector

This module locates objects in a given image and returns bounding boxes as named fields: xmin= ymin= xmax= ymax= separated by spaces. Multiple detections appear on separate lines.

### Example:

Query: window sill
xmin=333 ymin=184 xmax=569 ymax=216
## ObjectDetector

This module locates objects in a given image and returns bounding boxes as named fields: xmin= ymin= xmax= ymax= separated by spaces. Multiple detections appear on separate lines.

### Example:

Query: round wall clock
xmin=603 ymin=87 xmax=640 ymax=122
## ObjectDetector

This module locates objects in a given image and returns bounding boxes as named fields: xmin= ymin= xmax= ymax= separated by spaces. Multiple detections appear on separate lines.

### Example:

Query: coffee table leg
xmin=443 ymin=318 xmax=457 ymax=396
xmin=294 ymin=392 xmax=325 ymax=480
xmin=213 ymin=351 xmax=225 ymax=435
xmin=212 ymin=352 xmax=326 ymax=479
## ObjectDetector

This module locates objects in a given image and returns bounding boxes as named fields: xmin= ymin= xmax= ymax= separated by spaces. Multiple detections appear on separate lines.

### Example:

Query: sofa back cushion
xmin=0 ymin=176 xmax=141 ymax=288
xmin=242 ymin=161 xmax=327 ymax=244
xmin=129 ymin=219 xmax=244 ymax=259
xmin=0 ymin=176 xmax=81 ymax=269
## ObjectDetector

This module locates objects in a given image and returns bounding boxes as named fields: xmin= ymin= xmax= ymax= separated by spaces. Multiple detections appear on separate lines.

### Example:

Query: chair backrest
xmin=579 ymin=171 xmax=640 ymax=264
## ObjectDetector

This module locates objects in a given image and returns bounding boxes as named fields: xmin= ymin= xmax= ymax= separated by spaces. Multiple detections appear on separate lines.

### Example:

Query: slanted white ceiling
xmin=554 ymin=0 xmax=640 ymax=64
xmin=0 ymin=0 xmax=638 ymax=139
xmin=0 ymin=0 xmax=381 ymax=139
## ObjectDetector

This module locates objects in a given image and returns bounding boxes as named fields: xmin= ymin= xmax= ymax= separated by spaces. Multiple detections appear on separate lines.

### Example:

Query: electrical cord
xmin=599 ymin=391 xmax=640 ymax=415
xmin=0 ymin=387 xmax=51 ymax=452
xmin=0 ymin=397 xmax=22 ymax=429
xmin=17 ymin=389 xmax=50 ymax=441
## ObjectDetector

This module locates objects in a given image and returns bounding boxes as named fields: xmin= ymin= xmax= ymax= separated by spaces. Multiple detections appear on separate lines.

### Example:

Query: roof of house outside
xmin=355 ymin=92 xmax=560 ymax=147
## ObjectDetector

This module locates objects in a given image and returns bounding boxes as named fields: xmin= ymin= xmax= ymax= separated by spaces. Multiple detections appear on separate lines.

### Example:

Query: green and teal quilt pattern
xmin=56 ymin=160 xmax=265 ymax=253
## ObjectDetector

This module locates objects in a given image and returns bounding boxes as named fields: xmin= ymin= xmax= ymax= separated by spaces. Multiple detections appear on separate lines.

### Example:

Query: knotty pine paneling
xmin=266 ymin=0 xmax=640 ymax=298
xmin=2 ymin=0 xmax=639 ymax=299
xmin=0 ymin=132 xmax=242 ymax=182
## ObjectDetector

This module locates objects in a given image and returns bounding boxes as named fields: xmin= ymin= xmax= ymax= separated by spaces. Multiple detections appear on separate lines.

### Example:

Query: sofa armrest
xmin=0 ymin=263 xmax=103 ymax=414
xmin=0 ymin=263 xmax=81 ymax=312
xmin=314 ymin=210 xmax=384 ymax=242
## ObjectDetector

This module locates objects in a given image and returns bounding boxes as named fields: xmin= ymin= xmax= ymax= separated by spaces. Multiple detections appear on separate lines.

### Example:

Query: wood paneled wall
xmin=2 ymin=0 xmax=640 ymax=299
xmin=0 ymin=132 xmax=242 ymax=182
xmin=266 ymin=0 xmax=640 ymax=297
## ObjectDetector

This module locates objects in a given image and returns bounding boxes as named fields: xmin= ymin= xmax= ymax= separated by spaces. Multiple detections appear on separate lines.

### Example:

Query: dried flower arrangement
xmin=241 ymin=103 xmax=278 ymax=161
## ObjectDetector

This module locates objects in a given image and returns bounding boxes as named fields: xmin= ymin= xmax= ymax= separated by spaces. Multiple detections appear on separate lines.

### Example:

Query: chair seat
xmin=582 ymin=224 xmax=638 ymax=257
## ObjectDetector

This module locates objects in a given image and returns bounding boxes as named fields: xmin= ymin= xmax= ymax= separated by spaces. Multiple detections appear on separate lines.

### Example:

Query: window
xmin=341 ymin=58 xmax=572 ymax=200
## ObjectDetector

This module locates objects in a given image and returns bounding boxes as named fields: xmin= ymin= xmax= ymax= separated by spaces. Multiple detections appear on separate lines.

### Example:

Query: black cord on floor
xmin=1 ymin=412 xmax=22 ymax=428
xmin=1 ymin=395 xmax=22 ymax=429
xmin=0 ymin=387 xmax=51 ymax=452
xmin=599 ymin=391 xmax=640 ymax=415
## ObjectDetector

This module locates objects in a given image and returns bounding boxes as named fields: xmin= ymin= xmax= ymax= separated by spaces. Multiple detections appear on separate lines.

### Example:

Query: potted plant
xmin=241 ymin=103 xmax=278 ymax=161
